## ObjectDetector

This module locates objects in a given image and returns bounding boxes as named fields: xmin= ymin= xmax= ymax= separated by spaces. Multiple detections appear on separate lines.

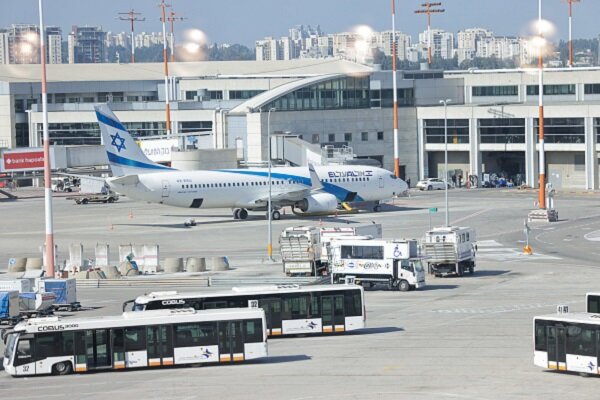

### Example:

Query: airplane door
xmin=161 ymin=180 xmax=169 ymax=198
xmin=379 ymin=176 xmax=384 ymax=189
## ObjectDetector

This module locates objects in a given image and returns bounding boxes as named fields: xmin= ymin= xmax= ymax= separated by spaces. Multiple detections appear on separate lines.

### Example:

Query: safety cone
xmin=523 ymin=245 xmax=533 ymax=255
xmin=128 ymin=209 xmax=134 ymax=219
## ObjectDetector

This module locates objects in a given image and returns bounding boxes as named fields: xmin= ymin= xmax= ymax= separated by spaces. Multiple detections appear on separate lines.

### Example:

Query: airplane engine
xmin=296 ymin=193 xmax=338 ymax=213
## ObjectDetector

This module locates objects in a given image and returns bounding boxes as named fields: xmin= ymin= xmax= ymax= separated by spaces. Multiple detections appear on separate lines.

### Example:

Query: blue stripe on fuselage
xmin=96 ymin=111 xmax=127 ymax=132
xmin=107 ymin=151 xmax=174 ymax=170
xmin=216 ymin=169 xmax=364 ymax=202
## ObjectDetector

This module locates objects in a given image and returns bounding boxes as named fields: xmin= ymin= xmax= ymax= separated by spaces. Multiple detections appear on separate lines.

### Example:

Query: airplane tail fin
xmin=94 ymin=104 xmax=173 ymax=176
xmin=308 ymin=163 xmax=323 ymax=191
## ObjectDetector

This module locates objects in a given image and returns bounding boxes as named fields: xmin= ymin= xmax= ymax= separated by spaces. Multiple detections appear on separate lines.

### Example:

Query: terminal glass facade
xmin=424 ymin=119 xmax=469 ymax=144
xmin=534 ymin=118 xmax=585 ymax=144
xmin=472 ymin=86 xmax=518 ymax=97
xmin=39 ymin=121 xmax=171 ymax=145
xmin=479 ymin=118 xmax=525 ymax=144
xmin=262 ymin=76 xmax=371 ymax=111
xmin=526 ymin=85 xmax=576 ymax=96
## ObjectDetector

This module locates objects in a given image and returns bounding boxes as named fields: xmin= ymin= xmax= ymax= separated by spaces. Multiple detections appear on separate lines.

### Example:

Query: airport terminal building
xmin=0 ymin=60 xmax=599 ymax=189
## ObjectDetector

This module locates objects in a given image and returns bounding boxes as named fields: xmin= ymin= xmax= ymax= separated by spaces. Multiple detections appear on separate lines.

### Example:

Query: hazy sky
xmin=1 ymin=0 xmax=599 ymax=46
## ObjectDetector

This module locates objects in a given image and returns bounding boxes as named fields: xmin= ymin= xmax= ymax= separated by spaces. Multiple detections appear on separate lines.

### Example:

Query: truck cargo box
xmin=0 ymin=291 xmax=20 ymax=320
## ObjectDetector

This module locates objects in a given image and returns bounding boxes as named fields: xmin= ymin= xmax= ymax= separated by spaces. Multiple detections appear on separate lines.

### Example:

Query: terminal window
xmin=472 ymin=86 xmax=518 ymax=97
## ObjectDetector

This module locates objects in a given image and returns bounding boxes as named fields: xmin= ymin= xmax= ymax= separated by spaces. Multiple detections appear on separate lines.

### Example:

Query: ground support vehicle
xmin=3 ymin=307 xmax=267 ymax=376
xmin=279 ymin=226 xmax=323 ymax=276
xmin=36 ymin=279 xmax=80 ymax=311
xmin=320 ymin=224 xmax=382 ymax=266
xmin=422 ymin=226 xmax=476 ymax=277
xmin=329 ymin=239 xmax=426 ymax=291
xmin=0 ymin=291 xmax=20 ymax=325
xmin=124 ymin=284 xmax=365 ymax=337
xmin=66 ymin=192 xmax=119 ymax=205
xmin=533 ymin=310 xmax=600 ymax=375
xmin=18 ymin=292 xmax=56 ymax=318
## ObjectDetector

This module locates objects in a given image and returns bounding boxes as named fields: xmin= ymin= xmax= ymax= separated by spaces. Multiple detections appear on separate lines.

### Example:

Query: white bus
xmin=124 ymin=284 xmax=365 ymax=337
xmin=3 ymin=308 xmax=267 ymax=376
xmin=533 ymin=312 xmax=600 ymax=375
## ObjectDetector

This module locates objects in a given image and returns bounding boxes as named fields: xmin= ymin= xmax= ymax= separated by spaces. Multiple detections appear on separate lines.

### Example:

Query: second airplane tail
xmin=94 ymin=104 xmax=173 ymax=176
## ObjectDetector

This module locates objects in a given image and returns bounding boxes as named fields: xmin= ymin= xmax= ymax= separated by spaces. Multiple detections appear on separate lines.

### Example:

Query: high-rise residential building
xmin=68 ymin=26 xmax=106 ymax=64
xmin=419 ymin=29 xmax=454 ymax=60
xmin=106 ymin=32 xmax=129 ymax=49
xmin=46 ymin=26 xmax=62 ymax=64
xmin=7 ymin=24 xmax=40 ymax=64
xmin=376 ymin=31 xmax=411 ymax=60
xmin=255 ymin=37 xmax=279 ymax=61
xmin=0 ymin=31 xmax=9 ymax=64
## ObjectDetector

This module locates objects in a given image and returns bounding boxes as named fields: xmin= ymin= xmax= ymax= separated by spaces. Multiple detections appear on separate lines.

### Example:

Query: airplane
xmin=94 ymin=104 xmax=408 ymax=220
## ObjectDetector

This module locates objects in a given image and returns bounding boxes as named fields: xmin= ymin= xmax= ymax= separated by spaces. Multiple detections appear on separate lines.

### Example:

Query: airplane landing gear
xmin=233 ymin=208 xmax=248 ymax=220
xmin=266 ymin=210 xmax=281 ymax=220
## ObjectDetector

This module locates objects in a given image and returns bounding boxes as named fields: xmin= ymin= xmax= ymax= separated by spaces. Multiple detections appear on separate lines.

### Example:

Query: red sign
xmin=2 ymin=151 xmax=45 ymax=171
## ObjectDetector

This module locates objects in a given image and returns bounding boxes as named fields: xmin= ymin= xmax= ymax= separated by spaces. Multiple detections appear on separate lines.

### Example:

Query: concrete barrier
xmin=8 ymin=258 xmax=27 ymax=273
xmin=26 ymin=258 xmax=43 ymax=270
xmin=210 ymin=256 xmax=229 ymax=271
xmin=186 ymin=257 xmax=206 ymax=272
xmin=164 ymin=257 xmax=184 ymax=273
xmin=101 ymin=266 xmax=121 ymax=279
xmin=118 ymin=261 xmax=140 ymax=276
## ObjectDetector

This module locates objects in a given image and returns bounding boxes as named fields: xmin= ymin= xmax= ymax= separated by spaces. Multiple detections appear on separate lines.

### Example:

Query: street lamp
xmin=267 ymin=107 xmax=276 ymax=261
xmin=440 ymin=99 xmax=451 ymax=227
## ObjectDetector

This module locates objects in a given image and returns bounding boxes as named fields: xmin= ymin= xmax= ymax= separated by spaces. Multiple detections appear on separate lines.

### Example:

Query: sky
xmin=1 ymin=0 xmax=600 ymax=46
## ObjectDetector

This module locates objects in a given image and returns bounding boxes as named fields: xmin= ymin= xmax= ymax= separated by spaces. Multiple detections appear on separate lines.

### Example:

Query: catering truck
xmin=329 ymin=238 xmax=426 ymax=291
xmin=279 ymin=226 xmax=323 ymax=276
xmin=422 ymin=226 xmax=476 ymax=277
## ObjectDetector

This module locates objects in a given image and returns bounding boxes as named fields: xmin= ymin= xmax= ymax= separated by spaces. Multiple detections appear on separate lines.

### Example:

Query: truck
xmin=320 ymin=224 xmax=383 ymax=265
xmin=422 ymin=226 xmax=476 ymax=277
xmin=0 ymin=291 xmax=21 ymax=325
xmin=279 ymin=226 xmax=323 ymax=276
xmin=66 ymin=192 xmax=119 ymax=204
xmin=329 ymin=238 xmax=426 ymax=291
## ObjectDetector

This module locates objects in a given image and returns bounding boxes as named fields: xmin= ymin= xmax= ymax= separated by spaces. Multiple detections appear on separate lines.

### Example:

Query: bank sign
xmin=1 ymin=149 xmax=45 ymax=172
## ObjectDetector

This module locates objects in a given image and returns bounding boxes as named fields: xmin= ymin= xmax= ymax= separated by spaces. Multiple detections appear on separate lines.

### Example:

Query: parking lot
xmin=1 ymin=188 xmax=600 ymax=399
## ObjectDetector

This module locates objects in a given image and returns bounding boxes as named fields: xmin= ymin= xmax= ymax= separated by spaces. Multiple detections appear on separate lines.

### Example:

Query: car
xmin=416 ymin=178 xmax=449 ymax=191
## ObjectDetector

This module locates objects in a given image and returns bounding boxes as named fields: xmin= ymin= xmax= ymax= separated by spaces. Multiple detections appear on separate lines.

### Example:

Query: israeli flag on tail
xmin=94 ymin=104 xmax=173 ymax=176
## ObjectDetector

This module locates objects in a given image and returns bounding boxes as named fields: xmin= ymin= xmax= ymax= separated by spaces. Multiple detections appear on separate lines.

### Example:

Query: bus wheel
xmin=399 ymin=280 xmax=410 ymax=292
xmin=53 ymin=361 xmax=73 ymax=375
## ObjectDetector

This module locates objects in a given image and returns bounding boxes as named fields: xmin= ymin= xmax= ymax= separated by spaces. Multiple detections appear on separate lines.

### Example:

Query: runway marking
xmin=451 ymin=208 xmax=490 ymax=225
xmin=584 ymin=230 xmax=600 ymax=242
xmin=476 ymin=240 xmax=560 ymax=261
xmin=432 ymin=300 xmax=581 ymax=314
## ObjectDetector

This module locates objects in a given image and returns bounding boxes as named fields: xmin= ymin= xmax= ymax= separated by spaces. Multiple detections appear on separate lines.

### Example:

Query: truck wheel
xmin=53 ymin=361 xmax=73 ymax=375
xmin=81 ymin=198 xmax=89 ymax=205
xmin=75 ymin=200 xmax=81 ymax=204
xmin=108 ymin=197 xmax=115 ymax=203
xmin=469 ymin=265 xmax=475 ymax=275
xmin=399 ymin=280 xmax=410 ymax=292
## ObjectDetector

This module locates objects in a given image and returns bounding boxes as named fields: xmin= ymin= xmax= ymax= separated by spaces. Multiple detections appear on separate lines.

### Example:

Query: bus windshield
xmin=132 ymin=303 xmax=146 ymax=311
xmin=4 ymin=333 xmax=17 ymax=361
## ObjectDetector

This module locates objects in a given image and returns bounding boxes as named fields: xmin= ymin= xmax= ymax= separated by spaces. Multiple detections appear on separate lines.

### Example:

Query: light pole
xmin=267 ymin=107 xmax=276 ymax=261
xmin=440 ymin=99 xmax=451 ymax=227
xmin=537 ymin=0 xmax=546 ymax=209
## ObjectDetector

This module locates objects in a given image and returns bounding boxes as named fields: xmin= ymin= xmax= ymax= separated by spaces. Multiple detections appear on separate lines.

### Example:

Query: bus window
xmin=566 ymin=324 xmax=596 ymax=357
xmin=36 ymin=332 xmax=73 ymax=359
xmin=203 ymin=301 xmax=228 ymax=310
xmin=309 ymin=294 xmax=320 ymax=318
xmin=587 ymin=295 xmax=600 ymax=313
xmin=174 ymin=322 xmax=217 ymax=347
xmin=244 ymin=319 xmax=263 ymax=342
xmin=344 ymin=290 xmax=362 ymax=317
xmin=124 ymin=327 xmax=146 ymax=352
xmin=534 ymin=320 xmax=547 ymax=351
xmin=15 ymin=338 xmax=33 ymax=366
xmin=283 ymin=294 xmax=310 ymax=319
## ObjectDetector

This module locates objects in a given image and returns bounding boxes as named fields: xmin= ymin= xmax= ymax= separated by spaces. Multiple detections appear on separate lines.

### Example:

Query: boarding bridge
xmin=270 ymin=136 xmax=357 ymax=166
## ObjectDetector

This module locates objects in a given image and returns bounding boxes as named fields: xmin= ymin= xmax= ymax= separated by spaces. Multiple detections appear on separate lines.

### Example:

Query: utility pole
xmin=159 ymin=0 xmax=172 ymax=135
xmin=537 ymin=0 xmax=546 ymax=210
xmin=38 ymin=0 xmax=55 ymax=277
xmin=414 ymin=2 xmax=445 ymax=66
xmin=391 ymin=0 xmax=400 ymax=178
xmin=167 ymin=9 xmax=186 ymax=62
xmin=118 ymin=9 xmax=145 ymax=64
xmin=563 ymin=0 xmax=580 ymax=67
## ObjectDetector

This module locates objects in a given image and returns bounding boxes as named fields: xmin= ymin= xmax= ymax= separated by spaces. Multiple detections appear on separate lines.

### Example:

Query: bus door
xmin=146 ymin=326 xmax=174 ymax=367
xmin=75 ymin=329 xmax=112 ymax=371
xmin=259 ymin=298 xmax=282 ymax=336
xmin=218 ymin=321 xmax=245 ymax=362
xmin=546 ymin=325 xmax=567 ymax=371
xmin=321 ymin=294 xmax=345 ymax=333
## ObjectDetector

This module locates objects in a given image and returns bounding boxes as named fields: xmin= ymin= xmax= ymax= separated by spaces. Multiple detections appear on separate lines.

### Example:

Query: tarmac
xmin=1 ymin=187 xmax=600 ymax=399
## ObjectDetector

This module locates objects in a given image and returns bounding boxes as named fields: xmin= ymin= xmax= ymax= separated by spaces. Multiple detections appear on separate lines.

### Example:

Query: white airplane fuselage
xmin=109 ymin=165 xmax=406 ymax=210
